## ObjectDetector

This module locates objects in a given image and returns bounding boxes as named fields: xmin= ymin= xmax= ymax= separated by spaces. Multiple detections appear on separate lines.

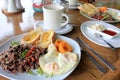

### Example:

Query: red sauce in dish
xmin=102 ymin=30 xmax=117 ymax=36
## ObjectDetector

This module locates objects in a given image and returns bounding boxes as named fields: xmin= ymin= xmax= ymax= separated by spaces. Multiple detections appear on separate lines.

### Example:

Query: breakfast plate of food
xmin=78 ymin=3 xmax=120 ymax=23
xmin=0 ymin=29 xmax=81 ymax=80
xmin=80 ymin=21 xmax=120 ymax=48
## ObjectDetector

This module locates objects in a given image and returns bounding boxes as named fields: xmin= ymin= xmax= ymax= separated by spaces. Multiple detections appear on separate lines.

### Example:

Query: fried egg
xmin=39 ymin=43 xmax=78 ymax=75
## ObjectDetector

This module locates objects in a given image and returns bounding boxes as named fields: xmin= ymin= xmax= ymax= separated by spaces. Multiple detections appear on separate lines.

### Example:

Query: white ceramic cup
xmin=42 ymin=4 xmax=69 ymax=30
xmin=66 ymin=0 xmax=78 ymax=6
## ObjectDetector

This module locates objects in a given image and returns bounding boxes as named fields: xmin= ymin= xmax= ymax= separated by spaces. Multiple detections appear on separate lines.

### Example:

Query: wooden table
xmin=0 ymin=0 xmax=120 ymax=80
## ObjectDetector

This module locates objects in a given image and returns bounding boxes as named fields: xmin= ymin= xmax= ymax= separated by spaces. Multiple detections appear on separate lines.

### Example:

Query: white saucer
xmin=34 ymin=21 xmax=73 ymax=35
xmin=69 ymin=3 xmax=80 ymax=9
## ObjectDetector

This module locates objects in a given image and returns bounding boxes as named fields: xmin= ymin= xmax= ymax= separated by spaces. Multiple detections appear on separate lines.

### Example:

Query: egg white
xmin=39 ymin=43 xmax=78 ymax=75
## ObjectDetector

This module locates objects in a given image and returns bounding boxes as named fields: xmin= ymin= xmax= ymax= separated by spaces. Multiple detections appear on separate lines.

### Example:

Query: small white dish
xmin=34 ymin=21 xmax=73 ymax=35
xmin=87 ymin=25 xmax=120 ymax=39
xmin=69 ymin=3 xmax=80 ymax=9
xmin=81 ymin=21 xmax=120 ymax=48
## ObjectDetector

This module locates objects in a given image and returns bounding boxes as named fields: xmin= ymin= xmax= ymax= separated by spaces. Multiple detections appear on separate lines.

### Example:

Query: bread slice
xmin=83 ymin=4 xmax=95 ymax=12
xmin=86 ymin=3 xmax=100 ymax=16
xmin=21 ymin=30 xmax=41 ymax=45
xmin=36 ymin=30 xmax=56 ymax=48
xmin=78 ymin=4 xmax=96 ymax=16
xmin=78 ymin=3 xmax=100 ymax=17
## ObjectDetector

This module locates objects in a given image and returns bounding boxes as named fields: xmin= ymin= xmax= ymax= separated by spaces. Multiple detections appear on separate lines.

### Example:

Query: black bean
xmin=17 ymin=55 xmax=20 ymax=59
xmin=17 ymin=45 xmax=21 ymax=48
xmin=9 ymin=46 xmax=13 ymax=49
xmin=10 ymin=61 xmax=14 ymax=65
xmin=5 ymin=55 xmax=8 ymax=58
xmin=8 ymin=68 xmax=14 ymax=71
xmin=32 ymin=62 xmax=35 ymax=69
xmin=15 ymin=61 xmax=19 ymax=65
xmin=10 ymin=49 xmax=14 ymax=52
xmin=22 ymin=66 xmax=26 ymax=72
xmin=44 ymin=48 xmax=48 ymax=54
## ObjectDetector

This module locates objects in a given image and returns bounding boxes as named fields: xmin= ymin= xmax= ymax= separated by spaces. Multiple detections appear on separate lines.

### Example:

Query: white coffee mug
xmin=42 ymin=4 xmax=69 ymax=30
xmin=66 ymin=0 xmax=78 ymax=6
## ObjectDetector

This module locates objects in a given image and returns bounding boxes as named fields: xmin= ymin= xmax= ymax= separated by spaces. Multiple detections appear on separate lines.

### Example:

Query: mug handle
xmin=61 ymin=13 xmax=69 ymax=27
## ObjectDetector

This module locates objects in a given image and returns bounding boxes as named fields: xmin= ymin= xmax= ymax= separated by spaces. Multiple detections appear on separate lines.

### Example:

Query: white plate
xmin=0 ymin=33 xmax=81 ymax=80
xmin=81 ymin=21 xmax=120 ymax=48
xmin=34 ymin=21 xmax=73 ymax=35
xmin=80 ymin=8 xmax=120 ymax=23
xmin=69 ymin=3 xmax=80 ymax=9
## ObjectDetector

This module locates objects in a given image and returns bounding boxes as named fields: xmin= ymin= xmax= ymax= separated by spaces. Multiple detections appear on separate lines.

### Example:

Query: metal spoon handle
xmin=94 ymin=33 xmax=115 ymax=50
xmin=103 ymin=39 xmax=115 ymax=50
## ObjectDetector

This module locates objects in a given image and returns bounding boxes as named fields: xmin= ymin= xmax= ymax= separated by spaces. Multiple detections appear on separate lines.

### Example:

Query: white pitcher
xmin=7 ymin=0 xmax=17 ymax=12
xmin=16 ymin=0 xmax=23 ymax=9
xmin=2 ymin=0 xmax=8 ymax=9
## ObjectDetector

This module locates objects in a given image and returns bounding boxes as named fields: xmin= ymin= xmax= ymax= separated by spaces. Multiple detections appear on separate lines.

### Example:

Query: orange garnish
xmin=55 ymin=39 xmax=72 ymax=53
xmin=99 ymin=6 xmax=107 ymax=12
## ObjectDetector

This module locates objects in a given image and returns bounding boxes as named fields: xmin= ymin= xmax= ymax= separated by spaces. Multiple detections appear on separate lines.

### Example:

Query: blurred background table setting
xmin=0 ymin=0 xmax=120 ymax=80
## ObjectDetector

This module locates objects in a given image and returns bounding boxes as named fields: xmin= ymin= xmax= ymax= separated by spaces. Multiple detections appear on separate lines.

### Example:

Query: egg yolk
xmin=45 ymin=62 xmax=59 ymax=74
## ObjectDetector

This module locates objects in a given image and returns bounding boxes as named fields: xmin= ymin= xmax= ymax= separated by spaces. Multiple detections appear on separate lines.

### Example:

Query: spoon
xmin=94 ymin=33 xmax=115 ymax=50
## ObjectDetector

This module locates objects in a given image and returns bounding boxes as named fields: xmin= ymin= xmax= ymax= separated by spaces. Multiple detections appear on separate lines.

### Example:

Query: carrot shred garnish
xmin=25 ymin=46 xmax=36 ymax=58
